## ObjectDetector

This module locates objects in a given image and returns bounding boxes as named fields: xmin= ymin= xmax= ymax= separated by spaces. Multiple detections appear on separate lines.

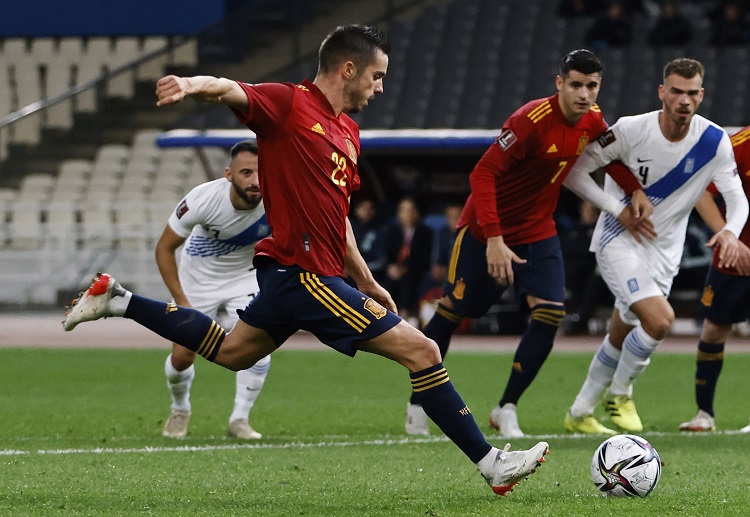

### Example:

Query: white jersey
xmin=168 ymin=178 xmax=270 ymax=309
xmin=573 ymin=111 xmax=742 ymax=279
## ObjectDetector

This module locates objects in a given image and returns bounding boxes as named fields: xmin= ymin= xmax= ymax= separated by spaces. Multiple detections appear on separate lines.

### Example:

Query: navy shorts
xmin=700 ymin=266 xmax=750 ymax=325
xmin=237 ymin=258 xmax=401 ymax=356
xmin=441 ymin=227 xmax=566 ymax=318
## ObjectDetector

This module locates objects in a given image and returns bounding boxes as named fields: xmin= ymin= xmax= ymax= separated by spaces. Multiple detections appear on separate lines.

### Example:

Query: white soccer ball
xmin=591 ymin=434 xmax=661 ymax=497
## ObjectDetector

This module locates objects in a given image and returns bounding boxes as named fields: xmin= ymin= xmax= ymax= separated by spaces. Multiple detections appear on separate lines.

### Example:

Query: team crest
xmin=627 ymin=278 xmax=639 ymax=293
xmin=701 ymin=285 xmax=714 ymax=307
xmin=364 ymin=297 xmax=386 ymax=319
xmin=346 ymin=139 xmax=357 ymax=164
xmin=452 ymin=278 xmax=466 ymax=300
xmin=577 ymin=135 xmax=589 ymax=155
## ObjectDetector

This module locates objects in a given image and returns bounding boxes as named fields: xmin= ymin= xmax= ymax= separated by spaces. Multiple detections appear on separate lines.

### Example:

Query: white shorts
xmin=177 ymin=266 xmax=259 ymax=328
xmin=596 ymin=244 xmax=674 ymax=326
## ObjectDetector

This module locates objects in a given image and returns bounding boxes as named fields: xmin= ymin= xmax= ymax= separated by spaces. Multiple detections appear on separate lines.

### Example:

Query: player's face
xmin=556 ymin=70 xmax=602 ymax=122
xmin=658 ymin=73 xmax=704 ymax=126
xmin=343 ymin=49 xmax=388 ymax=114
xmin=226 ymin=151 xmax=261 ymax=209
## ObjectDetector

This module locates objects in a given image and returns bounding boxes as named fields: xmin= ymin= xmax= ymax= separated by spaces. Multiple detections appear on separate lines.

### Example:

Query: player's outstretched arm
xmin=156 ymin=75 xmax=249 ymax=111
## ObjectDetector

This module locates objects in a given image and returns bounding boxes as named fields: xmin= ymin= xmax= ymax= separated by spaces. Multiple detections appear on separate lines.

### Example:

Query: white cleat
xmin=489 ymin=403 xmax=526 ymax=438
xmin=679 ymin=409 xmax=716 ymax=432
xmin=228 ymin=418 xmax=262 ymax=440
xmin=483 ymin=442 xmax=549 ymax=496
xmin=740 ymin=420 xmax=750 ymax=433
xmin=405 ymin=403 xmax=430 ymax=436
xmin=162 ymin=409 xmax=191 ymax=438
xmin=62 ymin=273 xmax=125 ymax=331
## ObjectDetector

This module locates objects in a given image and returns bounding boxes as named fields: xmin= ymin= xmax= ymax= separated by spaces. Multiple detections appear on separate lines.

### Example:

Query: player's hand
xmin=359 ymin=281 xmax=398 ymax=314
xmin=630 ymin=189 xmax=654 ymax=221
xmin=486 ymin=236 xmax=526 ymax=286
xmin=156 ymin=75 xmax=189 ymax=106
xmin=707 ymin=229 xmax=741 ymax=269
xmin=617 ymin=206 xmax=656 ymax=243
xmin=732 ymin=241 xmax=750 ymax=276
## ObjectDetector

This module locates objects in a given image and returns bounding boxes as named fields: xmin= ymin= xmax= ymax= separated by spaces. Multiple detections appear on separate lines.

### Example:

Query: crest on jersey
xmin=175 ymin=199 xmax=189 ymax=219
xmin=684 ymin=158 xmax=695 ymax=174
xmin=577 ymin=135 xmax=590 ymax=155
xmin=701 ymin=285 xmax=714 ymax=307
xmin=597 ymin=130 xmax=616 ymax=148
xmin=346 ymin=139 xmax=357 ymax=164
xmin=627 ymin=278 xmax=639 ymax=293
xmin=496 ymin=129 xmax=518 ymax=151
xmin=364 ymin=297 xmax=386 ymax=319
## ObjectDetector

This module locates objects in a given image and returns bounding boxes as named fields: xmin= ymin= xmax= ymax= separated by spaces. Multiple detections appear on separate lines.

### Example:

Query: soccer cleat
xmin=484 ymin=442 xmax=549 ymax=496
xmin=740 ymin=420 xmax=750 ymax=433
xmin=228 ymin=418 xmax=262 ymax=439
xmin=162 ymin=409 xmax=191 ymax=438
xmin=563 ymin=411 xmax=617 ymax=435
xmin=679 ymin=409 xmax=716 ymax=432
xmin=62 ymin=273 xmax=125 ymax=331
xmin=603 ymin=395 xmax=643 ymax=432
xmin=405 ymin=403 xmax=430 ymax=436
xmin=489 ymin=403 xmax=526 ymax=438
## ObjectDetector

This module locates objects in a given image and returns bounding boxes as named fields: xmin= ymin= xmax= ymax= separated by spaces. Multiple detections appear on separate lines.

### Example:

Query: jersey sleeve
xmin=167 ymin=188 xmax=205 ymax=239
xmin=712 ymin=133 xmax=749 ymax=237
xmin=604 ymin=160 xmax=642 ymax=195
xmin=469 ymin=115 xmax=534 ymax=238
xmin=231 ymin=82 xmax=295 ymax=138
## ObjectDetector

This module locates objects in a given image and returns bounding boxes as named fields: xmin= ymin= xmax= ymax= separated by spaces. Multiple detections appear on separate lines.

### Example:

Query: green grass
xmin=2 ymin=347 xmax=750 ymax=516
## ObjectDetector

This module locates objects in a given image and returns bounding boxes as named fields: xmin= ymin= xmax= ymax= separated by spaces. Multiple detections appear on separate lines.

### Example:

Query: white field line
xmin=1 ymin=430 xmax=747 ymax=457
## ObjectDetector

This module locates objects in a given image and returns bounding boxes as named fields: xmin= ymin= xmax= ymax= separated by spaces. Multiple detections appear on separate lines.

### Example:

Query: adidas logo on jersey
xmin=311 ymin=123 xmax=326 ymax=136
xmin=547 ymin=143 xmax=558 ymax=153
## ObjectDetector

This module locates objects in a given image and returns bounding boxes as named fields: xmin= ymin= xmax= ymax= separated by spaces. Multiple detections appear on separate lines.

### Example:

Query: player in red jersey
xmin=62 ymin=25 xmax=550 ymax=495
xmin=405 ymin=49 xmax=654 ymax=438
xmin=679 ymin=125 xmax=750 ymax=432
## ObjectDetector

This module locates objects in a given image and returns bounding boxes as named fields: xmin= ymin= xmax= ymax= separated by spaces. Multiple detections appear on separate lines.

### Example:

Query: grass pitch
xmin=2 ymin=345 xmax=750 ymax=516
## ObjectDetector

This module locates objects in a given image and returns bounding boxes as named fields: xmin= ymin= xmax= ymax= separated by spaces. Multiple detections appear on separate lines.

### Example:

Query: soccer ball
xmin=591 ymin=434 xmax=661 ymax=497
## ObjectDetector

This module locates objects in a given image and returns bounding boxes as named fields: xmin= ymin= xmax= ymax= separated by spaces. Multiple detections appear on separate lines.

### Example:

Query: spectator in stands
xmin=557 ymin=0 xmax=605 ymax=18
xmin=350 ymin=198 xmax=388 ymax=283
xmin=710 ymin=1 xmax=750 ymax=46
xmin=383 ymin=197 xmax=433 ymax=325
xmin=649 ymin=1 xmax=694 ymax=47
xmin=429 ymin=203 xmax=463 ymax=289
xmin=584 ymin=2 xmax=633 ymax=51
xmin=560 ymin=200 xmax=612 ymax=335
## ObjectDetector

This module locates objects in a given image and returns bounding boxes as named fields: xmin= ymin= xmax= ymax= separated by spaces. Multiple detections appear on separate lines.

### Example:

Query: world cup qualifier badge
xmin=496 ymin=129 xmax=518 ymax=151
xmin=597 ymin=129 xmax=616 ymax=148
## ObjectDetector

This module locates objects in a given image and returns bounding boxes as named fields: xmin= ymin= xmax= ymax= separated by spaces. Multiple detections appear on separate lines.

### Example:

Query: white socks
xmin=164 ymin=354 xmax=195 ymax=411
xmin=609 ymin=325 xmax=660 ymax=396
xmin=477 ymin=446 xmax=502 ymax=478
xmin=229 ymin=355 xmax=271 ymax=423
xmin=570 ymin=336 xmax=621 ymax=418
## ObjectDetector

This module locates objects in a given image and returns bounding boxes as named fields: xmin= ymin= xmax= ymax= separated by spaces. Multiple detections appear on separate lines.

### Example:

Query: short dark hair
xmin=559 ymin=49 xmax=604 ymax=77
xmin=663 ymin=58 xmax=704 ymax=82
xmin=230 ymin=139 xmax=258 ymax=158
xmin=318 ymin=25 xmax=390 ymax=74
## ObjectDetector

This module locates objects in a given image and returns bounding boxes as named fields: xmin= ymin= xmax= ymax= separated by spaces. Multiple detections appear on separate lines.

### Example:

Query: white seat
xmin=138 ymin=37 xmax=169 ymax=81
xmin=19 ymin=174 xmax=55 ymax=202
xmin=10 ymin=61 xmax=42 ymax=144
xmin=171 ymin=37 xmax=198 ymax=67
xmin=74 ymin=37 xmax=112 ymax=113
xmin=58 ymin=159 xmax=93 ymax=183
xmin=114 ymin=201 xmax=151 ymax=250
xmin=30 ymin=38 xmax=56 ymax=66
xmin=80 ymin=204 xmax=115 ymax=248
xmin=2 ymin=38 xmax=29 ymax=62
xmin=49 ymin=184 xmax=86 ymax=204
xmin=107 ymin=37 xmax=140 ymax=98
xmin=132 ymin=128 xmax=163 ymax=148
xmin=45 ymin=202 xmax=79 ymax=251
xmin=58 ymin=38 xmax=84 ymax=64
xmin=8 ymin=201 xmax=44 ymax=250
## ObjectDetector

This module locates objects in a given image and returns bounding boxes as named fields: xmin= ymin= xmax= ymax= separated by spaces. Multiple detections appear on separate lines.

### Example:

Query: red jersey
xmin=709 ymin=125 xmax=750 ymax=275
xmin=233 ymin=79 xmax=361 ymax=277
xmin=458 ymin=93 xmax=608 ymax=246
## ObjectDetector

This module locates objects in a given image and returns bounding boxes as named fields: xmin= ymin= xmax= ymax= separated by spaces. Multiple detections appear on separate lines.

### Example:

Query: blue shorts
xmin=237 ymin=258 xmax=401 ymax=356
xmin=700 ymin=266 xmax=750 ymax=325
xmin=442 ymin=227 xmax=566 ymax=318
